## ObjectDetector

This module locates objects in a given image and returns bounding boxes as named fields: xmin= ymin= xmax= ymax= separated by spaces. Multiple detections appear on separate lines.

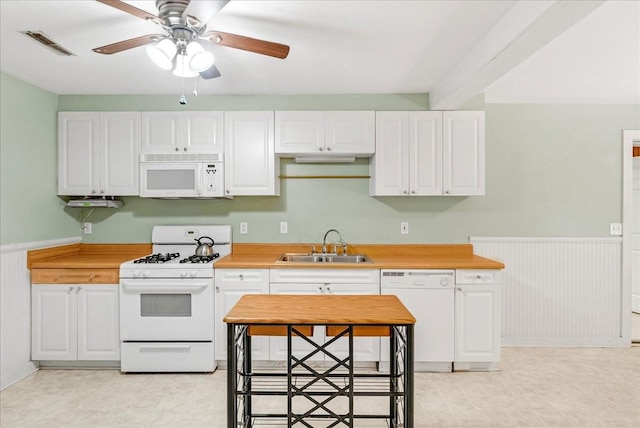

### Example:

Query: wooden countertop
xmin=216 ymin=243 xmax=504 ymax=270
xmin=28 ymin=243 xmax=151 ymax=270
xmin=224 ymin=294 xmax=416 ymax=325
xmin=27 ymin=243 xmax=504 ymax=271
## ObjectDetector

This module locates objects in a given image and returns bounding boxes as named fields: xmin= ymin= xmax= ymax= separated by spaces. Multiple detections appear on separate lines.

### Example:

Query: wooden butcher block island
xmin=224 ymin=294 xmax=417 ymax=428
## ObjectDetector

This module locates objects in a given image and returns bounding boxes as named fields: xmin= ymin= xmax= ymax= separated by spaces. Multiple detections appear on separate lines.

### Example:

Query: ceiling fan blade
xmin=204 ymin=30 xmax=290 ymax=59
xmin=200 ymin=64 xmax=222 ymax=79
xmin=96 ymin=0 xmax=161 ymax=23
xmin=92 ymin=34 xmax=165 ymax=55
xmin=184 ymin=0 xmax=230 ymax=27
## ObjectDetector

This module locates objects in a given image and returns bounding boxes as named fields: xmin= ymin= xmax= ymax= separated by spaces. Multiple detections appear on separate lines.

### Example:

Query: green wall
xmin=2 ymin=72 xmax=638 ymax=246
xmin=0 ymin=73 xmax=78 ymax=245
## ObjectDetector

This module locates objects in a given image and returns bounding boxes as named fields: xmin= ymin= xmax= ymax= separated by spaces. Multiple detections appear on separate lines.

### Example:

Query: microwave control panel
xmin=203 ymin=163 xmax=222 ymax=195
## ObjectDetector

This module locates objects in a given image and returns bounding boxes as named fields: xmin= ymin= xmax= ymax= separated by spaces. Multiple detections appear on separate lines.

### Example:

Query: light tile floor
xmin=2 ymin=343 xmax=639 ymax=428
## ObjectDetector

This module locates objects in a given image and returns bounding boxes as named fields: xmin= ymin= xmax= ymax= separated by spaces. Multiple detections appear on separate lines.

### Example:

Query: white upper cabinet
xmin=370 ymin=111 xmax=484 ymax=196
xmin=58 ymin=112 xmax=140 ymax=196
xmin=224 ymin=111 xmax=279 ymax=196
xmin=141 ymin=111 xmax=223 ymax=154
xmin=275 ymin=111 xmax=375 ymax=156
xmin=442 ymin=111 xmax=485 ymax=196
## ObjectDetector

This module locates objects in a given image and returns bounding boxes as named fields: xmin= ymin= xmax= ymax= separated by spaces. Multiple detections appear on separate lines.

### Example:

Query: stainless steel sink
xmin=277 ymin=253 xmax=372 ymax=264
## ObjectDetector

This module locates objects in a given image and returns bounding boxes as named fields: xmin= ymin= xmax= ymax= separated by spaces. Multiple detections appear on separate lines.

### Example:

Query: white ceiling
xmin=0 ymin=0 xmax=638 ymax=105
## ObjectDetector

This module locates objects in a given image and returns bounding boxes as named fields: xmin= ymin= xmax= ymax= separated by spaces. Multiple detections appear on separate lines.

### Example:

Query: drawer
xmin=215 ymin=269 xmax=269 ymax=283
xmin=31 ymin=269 xmax=118 ymax=284
xmin=455 ymin=269 xmax=502 ymax=285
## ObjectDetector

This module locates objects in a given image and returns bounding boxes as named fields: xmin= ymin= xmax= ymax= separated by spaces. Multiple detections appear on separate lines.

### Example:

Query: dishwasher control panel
xmin=381 ymin=270 xmax=454 ymax=288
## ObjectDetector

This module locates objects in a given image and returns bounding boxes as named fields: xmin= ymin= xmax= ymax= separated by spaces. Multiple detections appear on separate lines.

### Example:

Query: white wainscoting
xmin=1 ymin=237 xmax=80 ymax=391
xmin=470 ymin=237 xmax=626 ymax=347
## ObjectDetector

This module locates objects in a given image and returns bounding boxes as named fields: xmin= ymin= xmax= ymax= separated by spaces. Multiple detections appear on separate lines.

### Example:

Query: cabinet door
xmin=77 ymin=285 xmax=120 ymax=360
xmin=369 ymin=111 xmax=409 ymax=196
xmin=58 ymin=112 xmax=100 ymax=196
xmin=454 ymin=283 xmax=501 ymax=362
xmin=183 ymin=111 xmax=224 ymax=153
xmin=141 ymin=112 xmax=182 ymax=153
xmin=410 ymin=111 xmax=442 ymax=195
xmin=100 ymin=112 xmax=141 ymax=196
xmin=324 ymin=283 xmax=381 ymax=362
xmin=214 ymin=269 xmax=270 ymax=361
xmin=442 ymin=111 xmax=485 ymax=196
xmin=268 ymin=283 xmax=324 ymax=361
xmin=275 ymin=111 xmax=324 ymax=154
xmin=32 ymin=285 xmax=77 ymax=360
xmin=325 ymin=111 xmax=375 ymax=154
xmin=224 ymin=111 xmax=278 ymax=196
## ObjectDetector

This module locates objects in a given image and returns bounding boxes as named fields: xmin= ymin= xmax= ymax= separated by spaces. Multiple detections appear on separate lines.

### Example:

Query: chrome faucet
xmin=322 ymin=229 xmax=347 ymax=255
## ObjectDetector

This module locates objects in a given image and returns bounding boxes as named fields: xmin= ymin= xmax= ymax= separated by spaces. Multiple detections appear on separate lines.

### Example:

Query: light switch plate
xmin=280 ymin=221 xmax=288 ymax=234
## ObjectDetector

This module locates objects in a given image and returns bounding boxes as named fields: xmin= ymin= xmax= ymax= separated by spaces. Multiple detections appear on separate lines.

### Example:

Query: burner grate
xmin=134 ymin=253 xmax=180 ymax=264
xmin=180 ymin=254 xmax=220 ymax=264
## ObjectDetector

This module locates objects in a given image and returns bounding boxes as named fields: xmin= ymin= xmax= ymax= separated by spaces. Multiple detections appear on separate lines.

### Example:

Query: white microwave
xmin=139 ymin=154 xmax=224 ymax=198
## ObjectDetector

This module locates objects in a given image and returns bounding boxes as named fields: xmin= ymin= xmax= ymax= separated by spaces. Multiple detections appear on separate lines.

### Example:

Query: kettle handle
xmin=195 ymin=236 xmax=215 ymax=246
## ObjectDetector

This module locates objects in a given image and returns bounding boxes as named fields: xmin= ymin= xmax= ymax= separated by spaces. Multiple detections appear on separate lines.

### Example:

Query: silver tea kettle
xmin=194 ymin=236 xmax=215 ymax=256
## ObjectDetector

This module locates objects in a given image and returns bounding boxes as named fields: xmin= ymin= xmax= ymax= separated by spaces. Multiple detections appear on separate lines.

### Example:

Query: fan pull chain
xmin=179 ymin=74 xmax=187 ymax=105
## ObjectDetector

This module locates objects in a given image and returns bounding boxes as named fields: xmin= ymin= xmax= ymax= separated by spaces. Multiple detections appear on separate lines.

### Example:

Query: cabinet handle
xmin=411 ymin=190 xmax=416 ymax=194
xmin=91 ymin=190 xmax=96 ymax=194
xmin=215 ymin=286 xmax=220 ymax=292
xmin=445 ymin=190 xmax=450 ymax=195
xmin=318 ymin=286 xmax=323 ymax=292
xmin=326 ymin=146 xmax=332 ymax=152
xmin=457 ymin=287 xmax=462 ymax=291
xmin=403 ymin=190 xmax=408 ymax=195
xmin=76 ymin=286 xmax=81 ymax=294
xmin=239 ymin=274 xmax=244 ymax=280
xmin=89 ymin=274 xmax=96 ymax=281
xmin=183 ymin=147 xmax=187 ymax=152
xmin=175 ymin=147 xmax=179 ymax=152
xmin=325 ymin=285 xmax=332 ymax=292
xmin=226 ymin=190 xmax=230 ymax=194
xmin=100 ymin=190 xmax=105 ymax=194
xmin=68 ymin=286 xmax=74 ymax=293
xmin=318 ymin=147 xmax=324 ymax=152
xmin=476 ymin=275 xmax=482 ymax=279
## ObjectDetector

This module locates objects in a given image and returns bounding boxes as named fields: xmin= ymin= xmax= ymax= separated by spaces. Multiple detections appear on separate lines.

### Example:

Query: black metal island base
xmin=224 ymin=294 xmax=416 ymax=428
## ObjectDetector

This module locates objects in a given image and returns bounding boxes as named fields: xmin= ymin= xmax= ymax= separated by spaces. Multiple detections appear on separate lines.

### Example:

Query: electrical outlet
xmin=239 ymin=222 xmax=248 ymax=235
xmin=83 ymin=222 xmax=92 ymax=234
xmin=280 ymin=221 xmax=288 ymax=234
xmin=400 ymin=222 xmax=409 ymax=235
xmin=610 ymin=222 xmax=622 ymax=235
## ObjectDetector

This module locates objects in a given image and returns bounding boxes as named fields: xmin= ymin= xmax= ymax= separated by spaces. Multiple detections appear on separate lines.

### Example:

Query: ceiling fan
xmin=92 ymin=0 xmax=290 ymax=79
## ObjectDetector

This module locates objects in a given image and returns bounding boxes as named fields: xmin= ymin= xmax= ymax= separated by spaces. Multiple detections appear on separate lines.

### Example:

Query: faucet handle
xmin=311 ymin=245 xmax=317 ymax=254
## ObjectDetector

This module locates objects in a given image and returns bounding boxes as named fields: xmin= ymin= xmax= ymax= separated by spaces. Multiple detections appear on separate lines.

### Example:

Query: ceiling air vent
xmin=20 ymin=31 xmax=76 ymax=56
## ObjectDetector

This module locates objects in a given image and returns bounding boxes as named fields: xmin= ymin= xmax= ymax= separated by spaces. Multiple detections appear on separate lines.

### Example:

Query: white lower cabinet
xmin=214 ymin=269 xmax=270 ymax=361
xmin=269 ymin=269 xmax=380 ymax=362
xmin=454 ymin=270 xmax=502 ymax=370
xmin=32 ymin=284 xmax=120 ymax=361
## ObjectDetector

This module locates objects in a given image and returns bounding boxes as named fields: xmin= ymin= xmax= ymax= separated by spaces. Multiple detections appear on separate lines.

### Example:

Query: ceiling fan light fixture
xmin=146 ymin=38 xmax=176 ymax=70
xmin=187 ymin=41 xmax=215 ymax=72
xmin=173 ymin=53 xmax=199 ymax=77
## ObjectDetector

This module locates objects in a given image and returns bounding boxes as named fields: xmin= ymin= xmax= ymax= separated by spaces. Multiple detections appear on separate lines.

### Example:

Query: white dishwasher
xmin=380 ymin=269 xmax=455 ymax=372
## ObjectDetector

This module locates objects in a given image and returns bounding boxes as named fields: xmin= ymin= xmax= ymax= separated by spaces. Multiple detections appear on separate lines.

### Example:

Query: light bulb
xmin=146 ymin=39 xmax=176 ymax=70
xmin=173 ymin=54 xmax=199 ymax=77
xmin=186 ymin=41 xmax=215 ymax=72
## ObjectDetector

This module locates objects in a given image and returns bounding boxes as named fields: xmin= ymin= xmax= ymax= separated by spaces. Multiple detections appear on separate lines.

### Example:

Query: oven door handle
xmin=121 ymin=281 xmax=210 ymax=293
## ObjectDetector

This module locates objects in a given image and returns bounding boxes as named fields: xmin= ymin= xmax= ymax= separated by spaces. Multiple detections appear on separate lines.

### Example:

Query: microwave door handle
xmin=196 ymin=165 xmax=204 ymax=196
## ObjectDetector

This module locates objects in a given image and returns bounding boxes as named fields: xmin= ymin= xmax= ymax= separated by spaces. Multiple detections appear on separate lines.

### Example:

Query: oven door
xmin=120 ymin=278 xmax=213 ymax=341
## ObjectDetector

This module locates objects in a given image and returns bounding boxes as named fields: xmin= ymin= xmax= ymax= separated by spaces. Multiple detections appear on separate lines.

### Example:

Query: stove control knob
xmin=142 ymin=270 xmax=150 ymax=278
xmin=440 ymin=277 xmax=449 ymax=286
xmin=133 ymin=270 xmax=141 ymax=278
xmin=190 ymin=270 xmax=198 ymax=278
xmin=180 ymin=270 xmax=187 ymax=278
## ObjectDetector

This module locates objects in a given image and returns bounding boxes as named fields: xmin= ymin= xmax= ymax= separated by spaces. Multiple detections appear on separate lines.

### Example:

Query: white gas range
xmin=119 ymin=225 xmax=231 ymax=373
